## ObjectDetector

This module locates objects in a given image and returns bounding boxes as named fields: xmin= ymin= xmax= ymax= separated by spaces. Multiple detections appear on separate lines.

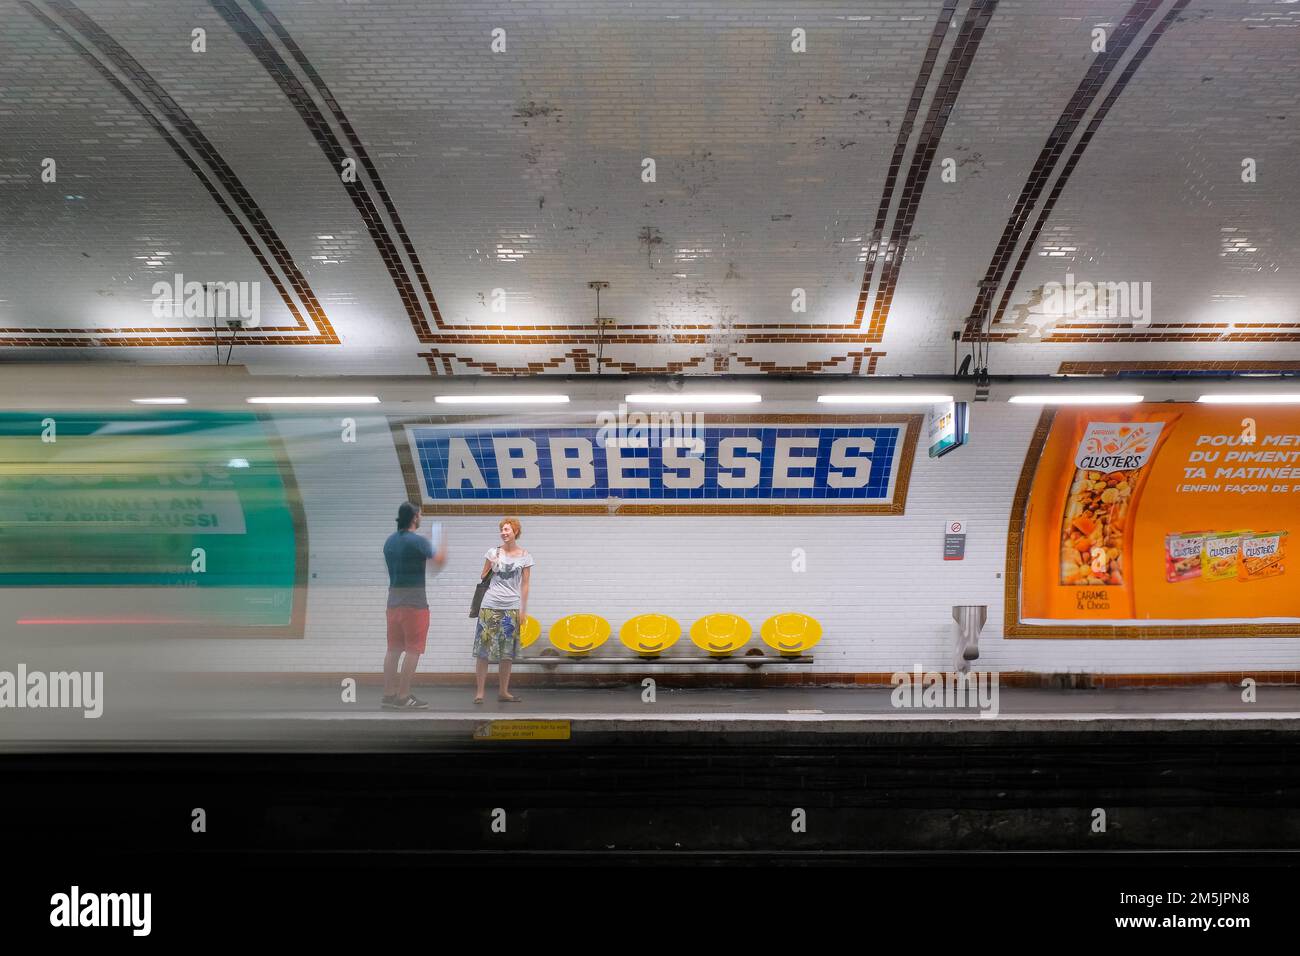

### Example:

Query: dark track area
xmin=6 ymin=731 xmax=1300 ymax=855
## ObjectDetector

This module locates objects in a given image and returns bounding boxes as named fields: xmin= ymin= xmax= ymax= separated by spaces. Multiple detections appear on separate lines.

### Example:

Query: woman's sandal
xmin=498 ymin=693 xmax=521 ymax=703
xmin=473 ymin=696 xmax=484 ymax=705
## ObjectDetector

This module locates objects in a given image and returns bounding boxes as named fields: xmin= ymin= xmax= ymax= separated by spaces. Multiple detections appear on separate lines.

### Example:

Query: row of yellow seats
xmin=515 ymin=612 xmax=822 ymax=657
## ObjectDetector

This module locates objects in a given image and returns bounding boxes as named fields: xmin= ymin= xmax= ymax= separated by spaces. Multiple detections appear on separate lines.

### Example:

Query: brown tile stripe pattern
xmin=1004 ymin=358 xmax=1300 ymax=639
xmin=1059 ymin=360 xmax=1300 ymax=374
xmin=211 ymin=0 xmax=439 ymax=340
xmin=244 ymin=0 xmax=447 ymax=343
xmin=390 ymin=0 xmax=970 ymax=346
xmin=219 ymin=0 xmax=669 ymax=341
xmin=244 ymin=0 xmax=445 ymax=337
xmin=391 ymin=413 xmax=921 ymax=516
xmin=961 ymin=0 xmax=1165 ymax=340
xmin=11 ymin=0 xmax=338 ymax=347
xmin=17 ymin=0 xmax=313 ymax=340
xmin=221 ymin=0 xmax=968 ymax=348
xmin=967 ymin=0 xmax=1227 ymax=345
xmin=7 ymin=3 xmax=307 ymax=341
xmin=987 ymin=0 xmax=1193 ymax=339
xmin=10 ymin=0 xmax=986 ymax=355
xmin=422 ymin=348 xmax=615 ymax=377
xmin=419 ymin=349 xmax=882 ymax=376
xmin=590 ymin=353 xmax=712 ymax=375
xmin=850 ymin=0 xmax=959 ymax=333
xmin=1053 ymin=322 xmax=1299 ymax=331
xmin=408 ymin=331 xmax=897 ymax=345
xmin=732 ymin=351 xmax=882 ymax=375
xmin=860 ymin=0 xmax=994 ymax=343
xmin=1029 ymin=331 xmax=1300 ymax=343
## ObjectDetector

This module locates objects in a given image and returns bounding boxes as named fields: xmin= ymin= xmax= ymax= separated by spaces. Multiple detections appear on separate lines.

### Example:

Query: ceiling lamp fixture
xmin=1198 ymin=393 xmax=1300 ymax=404
xmin=1008 ymin=394 xmax=1144 ymax=405
xmin=624 ymin=393 xmax=761 ymax=405
xmin=589 ymin=280 xmax=612 ymax=374
xmin=817 ymin=394 xmax=953 ymax=405
xmin=247 ymin=396 xmax=381 ymax=405
xmin=434 ymin=395 xmax=570 ymax=405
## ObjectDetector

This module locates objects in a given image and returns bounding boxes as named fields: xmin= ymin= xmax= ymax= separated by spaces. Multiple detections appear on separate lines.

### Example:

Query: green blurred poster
xmin=0 ymin=412 xmax=304 ymax=632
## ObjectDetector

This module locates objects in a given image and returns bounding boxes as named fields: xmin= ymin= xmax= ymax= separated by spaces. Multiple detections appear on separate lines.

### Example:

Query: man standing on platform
xmin=381 ymin=501 xmax=446 ymax=710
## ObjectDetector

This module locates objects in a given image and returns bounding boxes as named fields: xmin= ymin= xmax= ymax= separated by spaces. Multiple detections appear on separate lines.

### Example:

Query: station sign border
xmin=390 ymin=414 xmax=922 ymax=516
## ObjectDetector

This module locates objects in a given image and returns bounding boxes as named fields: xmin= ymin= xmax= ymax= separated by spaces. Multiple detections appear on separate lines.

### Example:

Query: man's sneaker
xmin=394 ymin=694 xmax=429 ymax=711
xmin=380 ymin=694 xmax=400 ymax=710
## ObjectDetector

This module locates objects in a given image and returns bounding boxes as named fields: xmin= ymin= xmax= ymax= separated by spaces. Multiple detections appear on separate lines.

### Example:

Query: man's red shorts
xmin=386 ymin=606 xmax=430 ymax=654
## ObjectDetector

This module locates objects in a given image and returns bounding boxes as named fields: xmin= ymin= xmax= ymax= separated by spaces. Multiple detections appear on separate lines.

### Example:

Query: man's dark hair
xmin=396 ymin=501 xmax=419 ymax=530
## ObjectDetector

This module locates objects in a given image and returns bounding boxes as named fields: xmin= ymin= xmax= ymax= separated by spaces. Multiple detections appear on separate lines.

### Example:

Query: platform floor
xmin=4 ymin=681 xmax=1300 ymax=749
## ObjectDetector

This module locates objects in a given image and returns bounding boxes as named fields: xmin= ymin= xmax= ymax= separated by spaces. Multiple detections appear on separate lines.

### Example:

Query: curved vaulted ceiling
xmin=1 ymin=0 xmax=1297 ymax=375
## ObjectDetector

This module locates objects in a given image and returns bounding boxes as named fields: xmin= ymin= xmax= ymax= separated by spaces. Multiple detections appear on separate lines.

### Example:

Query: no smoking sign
xmin=944 ymin=520 xmax=967 ymax=561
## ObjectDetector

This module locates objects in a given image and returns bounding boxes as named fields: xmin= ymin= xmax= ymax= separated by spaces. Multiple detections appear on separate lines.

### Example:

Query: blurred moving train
xmin=0 ymin=412 xmax=303 ymax=636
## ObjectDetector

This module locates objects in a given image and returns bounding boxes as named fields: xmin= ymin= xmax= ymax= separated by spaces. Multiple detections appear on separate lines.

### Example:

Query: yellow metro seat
xmin=548 ymin=613 xmax=611 ymax=655
xmin=520 ymin=615 xmax=542 ymax=649
xmin=689 ymin=613 xmax=752 ymax=656
xmin=760 ymin=612 xmax=822 ymax=656
xmin=619 ymin=613 xmax=682 ymax=656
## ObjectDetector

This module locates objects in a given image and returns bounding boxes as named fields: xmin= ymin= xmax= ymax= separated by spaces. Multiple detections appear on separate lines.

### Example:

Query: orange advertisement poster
xmin=1018 ymin=404 xmax=1300 ymax=630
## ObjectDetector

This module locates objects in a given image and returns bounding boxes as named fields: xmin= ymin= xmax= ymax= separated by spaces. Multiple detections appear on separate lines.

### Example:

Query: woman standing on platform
xmin=473 ymin=517 xmax=532 ymax=705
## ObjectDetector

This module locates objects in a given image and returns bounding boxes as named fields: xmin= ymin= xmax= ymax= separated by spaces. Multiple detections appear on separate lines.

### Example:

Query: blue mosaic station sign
xmin=400 ymin=417 xmax=921 ymax=514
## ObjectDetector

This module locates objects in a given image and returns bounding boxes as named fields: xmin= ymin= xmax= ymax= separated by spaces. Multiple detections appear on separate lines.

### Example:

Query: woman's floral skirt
xmin=473 ymin=607 xmax=520 ymax=662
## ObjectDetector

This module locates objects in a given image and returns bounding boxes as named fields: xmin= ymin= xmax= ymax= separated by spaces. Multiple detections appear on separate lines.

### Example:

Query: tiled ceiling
xmin=0 ymin=0 xmax=1297 ymax=375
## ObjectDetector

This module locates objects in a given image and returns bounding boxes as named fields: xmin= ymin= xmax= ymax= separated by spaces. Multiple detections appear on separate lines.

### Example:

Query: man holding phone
xmin=381 ymin=501 xmax=446 ymax=710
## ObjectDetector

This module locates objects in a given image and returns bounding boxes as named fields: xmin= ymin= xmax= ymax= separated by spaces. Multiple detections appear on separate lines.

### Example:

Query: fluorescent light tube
xmin=1198 ymin=393 xmax=1300 ymax=404
xmin=247 ymin=396 xmax=381 ymax=405
xmin=624 ymin=393 xmax=761 ymax=405
xmin=817 ymin=394 xmax=953 ymax=404
xmin=434 ymin=394 xmax=569 ymax=404
xmin=1008 ymin=394 xmax=1144 ymax=405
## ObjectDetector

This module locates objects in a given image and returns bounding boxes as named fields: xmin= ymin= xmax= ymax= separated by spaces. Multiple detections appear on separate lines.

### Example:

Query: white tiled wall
xmin=161 ymin=406 xmax=1300 ymax=676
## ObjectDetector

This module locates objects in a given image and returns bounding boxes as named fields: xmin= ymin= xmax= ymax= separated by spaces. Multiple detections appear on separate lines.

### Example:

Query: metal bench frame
xmin=514 ymin=647 xmax=814 ymax=670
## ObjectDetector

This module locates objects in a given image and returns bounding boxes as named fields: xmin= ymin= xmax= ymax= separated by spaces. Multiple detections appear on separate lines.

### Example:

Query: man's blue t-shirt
xmin=383 ymin=527 xmax=440 ymax=608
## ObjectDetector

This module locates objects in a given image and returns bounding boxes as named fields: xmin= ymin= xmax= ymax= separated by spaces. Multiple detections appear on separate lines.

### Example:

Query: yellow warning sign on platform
xmin=473 ymin=720 xmax=571 ymax=740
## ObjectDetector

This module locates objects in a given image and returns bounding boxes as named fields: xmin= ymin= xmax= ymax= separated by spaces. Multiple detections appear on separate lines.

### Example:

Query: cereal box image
xmin=1239 ymin=531 xmax=1286 ymax=582
xmin=1202 ymin=531 xmax=1246 ymax=582
xmin=1164 ymin=532 xmax=1205 ymax=583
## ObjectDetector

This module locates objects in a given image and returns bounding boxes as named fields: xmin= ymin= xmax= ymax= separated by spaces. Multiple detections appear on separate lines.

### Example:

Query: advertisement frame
xmin=1006 ymin=364 xmax=1300 ymax=639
